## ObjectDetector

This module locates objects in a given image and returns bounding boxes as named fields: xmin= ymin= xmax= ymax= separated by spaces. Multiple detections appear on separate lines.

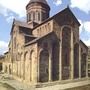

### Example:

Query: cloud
xmin=0 ymin=5 xmax=9 ymax=17
xmin=83 ymin=39 xmax=90 ymax=46
xmin=0 ymin=41 xmax=8 ymax=55
xmin=53 ymin=0 xmax=62 ymax=6
xmin=83 ymin=21 xmax=90 ymax=33
xmin=70 ymin=0 xmax=90 ymax=14
xmin=79 ymin=20 xmax=90 ymax=46
xmin=0 ymin=0 xmax=29 ymax=18
xmin=78 ymin=19 xmax=83 ymax=34
xmin=6 ymin=15 xmax=14 ymax=23
xmin=83 ymin=21 xmax=90 ymax=46
xmin=79 ymin=20 xmax=90 ymax=33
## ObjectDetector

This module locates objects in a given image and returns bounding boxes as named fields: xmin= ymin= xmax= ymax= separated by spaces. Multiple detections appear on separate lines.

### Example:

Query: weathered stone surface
xmin=1 ymin=0 xmax=89 ymax=89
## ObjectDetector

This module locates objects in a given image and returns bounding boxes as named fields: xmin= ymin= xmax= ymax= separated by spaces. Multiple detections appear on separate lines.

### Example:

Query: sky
xmin=0 ymin=0 xmax=90 ymax=54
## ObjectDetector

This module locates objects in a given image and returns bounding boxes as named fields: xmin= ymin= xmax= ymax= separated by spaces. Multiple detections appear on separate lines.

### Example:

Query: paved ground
xmin=0 ymin=73 xmax=33 ymax=90
xmin=0 ymin=73 xmax=90 ymax=90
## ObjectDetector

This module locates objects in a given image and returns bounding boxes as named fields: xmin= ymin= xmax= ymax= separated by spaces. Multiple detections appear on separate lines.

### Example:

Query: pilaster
xmin=70 ymin=30 xmax=74 ymax=79
xmin=49 ymin=45 xmax=52 ymax=81
xmin=79 ymin=46 xmax=81 ymax=79
xmin=59 ymin=30 xmax=62 ymax=80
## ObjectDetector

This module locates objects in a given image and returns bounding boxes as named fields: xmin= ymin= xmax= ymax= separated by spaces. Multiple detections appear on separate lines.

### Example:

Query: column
xmin=59 ymin=30 xmax=62 ymax=80
xmin=79 ymin=46 xmax=81 ymax=79
xmin=70 ymin=30 xmax=74 ymax=79
xmin=49 ymin=46 xmax=52 ymax=81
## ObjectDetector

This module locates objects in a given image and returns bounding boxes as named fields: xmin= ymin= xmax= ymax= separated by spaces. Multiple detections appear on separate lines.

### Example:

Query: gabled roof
xmin=14 ymin=20 xmax=30 ymax=28
xmin=80 ymin=40 xmax=88 ymax=50
xmin=10 ymin=19 xmax=31 ymax=35
xmin=32 ymin=7 xmax=80 ymax=30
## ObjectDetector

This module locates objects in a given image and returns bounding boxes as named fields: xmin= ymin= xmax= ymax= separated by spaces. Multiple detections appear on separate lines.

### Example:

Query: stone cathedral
xmin=3 ymin=0 xmax=88 ymax=86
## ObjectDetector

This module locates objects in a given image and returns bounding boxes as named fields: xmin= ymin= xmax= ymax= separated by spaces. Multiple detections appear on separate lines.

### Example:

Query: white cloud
xmin=6 ymin=15 xmax=14 ymax=23
xmin=0 ymin=5 xmax=9 ymax=17
xmin=78 ymin=19 xmax=83 ymax=34
xmin=83 ymin=39 xmax=90 ymax=46
xmin=83 ymin=21 xmax=90 ymax=32
xmin=0 ymin=0 xmax=29 ymax=18
xmin=79 ymin=20 xmax=90 ymax=46
xmin=0 ymin=41 xmax=8 ymax=55
xmin=79 ymin=20 xmax=90 ymax=33
xmin=53 ymin=0 xmax=62 ymax=6
xmin=83 ymin=21 xmax=90 ymax=46
xmin=71 ymin=0 xmax=90 ymax=13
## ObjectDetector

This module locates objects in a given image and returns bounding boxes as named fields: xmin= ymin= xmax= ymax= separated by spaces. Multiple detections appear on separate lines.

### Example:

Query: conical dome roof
xmin=26 ymin=0 xmax=50 ymax=10
xmin=29 ymin=0 xmax=48 ymax=5
xmin=26 ymin=0 xmax=50 ymax=9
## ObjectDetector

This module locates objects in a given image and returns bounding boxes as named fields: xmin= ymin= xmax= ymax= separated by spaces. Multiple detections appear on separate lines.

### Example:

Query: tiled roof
xmin=24 ymin=34 xmax=36 ymax=38
xmin=32 ymin=7 xmax=80 ymax=30
xmin=14 ymin=20 xmax=31 ymax=29
xmin=25 ymin=32 xmax=54 ymax=46
xmin=80 ymin=40 xmax=88 ymax=50
xmin=10 ymin=19 xmax=32 ymax=34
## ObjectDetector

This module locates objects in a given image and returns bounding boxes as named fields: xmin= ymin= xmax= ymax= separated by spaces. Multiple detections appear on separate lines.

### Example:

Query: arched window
xmin=29 ymin=14 xmax=31 ymax=21
xmin=38 ymin=12 xmax=40 ymax=21
xmin=62 ymin=26 xmax=71 ymax=80
xmin=39 ymin=50 xmax=49 ymax=82
xmin=42 ymin=12 xmax=46 ymax=21
xmin=74 ymin=43 xmax=79 ymax=78
xmin=33 ymin=12 xmax=35 ymax=21
xmin=27 ymin=14 xmax=29 ymax=22
xmin=81 ymin=53 xmax=87 ymax=77
xmin=30 ymin=11 xmax=33 ymax=21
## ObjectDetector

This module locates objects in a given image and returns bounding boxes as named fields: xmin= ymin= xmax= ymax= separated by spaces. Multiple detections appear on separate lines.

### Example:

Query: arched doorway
xmin=17 ymin=53 xmax=21 ymax=77
xmin=74 ymin=43 xmax=79 ymax=78
xmin=9 ymin=65 xmax=11 ymax=74
xmin=25 ymin=52 xmax=30 ymax=82
xmin=62 ymin=26 xmax=71 ymax=80
xmin=21 ymin=53 xmax=24 ymax=78
xmin=52 ymin=42 xmax=59 ymax=81
xmin=23 ymin=52 xmax=27 ymax=80
xmin=39 ymin=50 xmax=49 ymax=82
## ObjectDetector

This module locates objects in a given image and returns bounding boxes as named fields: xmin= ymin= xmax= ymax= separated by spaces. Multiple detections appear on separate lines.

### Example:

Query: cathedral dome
xmin=26 ymin=0 xmax=50 ymax=25
xmin=29 ymin=0 xmax=48 ymax=5
xmin=26 ymin=0 xmax=50 ymax=10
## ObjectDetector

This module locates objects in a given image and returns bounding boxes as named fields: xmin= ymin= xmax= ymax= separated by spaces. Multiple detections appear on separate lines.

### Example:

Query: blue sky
xmin=0 ymin=0 xmax=90 ymax=54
